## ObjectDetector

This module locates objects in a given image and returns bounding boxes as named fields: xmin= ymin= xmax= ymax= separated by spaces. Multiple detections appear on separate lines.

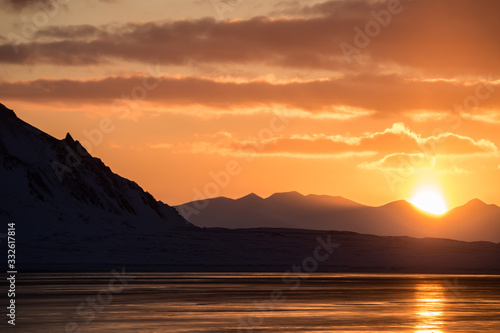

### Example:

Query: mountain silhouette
xmin=1 ymin=102 xmax=498 ymax=273
xmin=0 ymin=103 xmax=191 ymax=240
xmin=177 ymin=192 xmax=500 ymax=242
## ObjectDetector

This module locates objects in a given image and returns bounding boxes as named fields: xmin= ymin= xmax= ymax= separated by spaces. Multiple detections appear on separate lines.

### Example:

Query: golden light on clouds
xmin=0 ymin=0 xmax=499 ymax=207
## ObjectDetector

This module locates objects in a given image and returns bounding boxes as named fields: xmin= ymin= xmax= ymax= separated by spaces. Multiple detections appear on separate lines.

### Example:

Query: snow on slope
xmin=0 ymin=103 xmax=191 ymax=240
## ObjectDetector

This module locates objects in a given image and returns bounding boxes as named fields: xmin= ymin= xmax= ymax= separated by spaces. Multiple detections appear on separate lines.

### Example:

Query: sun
xmin=409 ymin=187 xmax=448 ymax=215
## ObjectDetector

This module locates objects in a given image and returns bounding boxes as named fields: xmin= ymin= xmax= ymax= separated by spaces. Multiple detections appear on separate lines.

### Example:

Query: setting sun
xmin=409 ymin=187 xmax=449 ymax=215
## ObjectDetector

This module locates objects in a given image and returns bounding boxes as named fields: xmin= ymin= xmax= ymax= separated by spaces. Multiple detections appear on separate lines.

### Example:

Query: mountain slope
xmin=177 ymin=192 xmax=500 ymax=242
xmin=0 ymin=103 xmax=191 ymax=240
xmin=436 ymin=199 xmax=500 ymax=242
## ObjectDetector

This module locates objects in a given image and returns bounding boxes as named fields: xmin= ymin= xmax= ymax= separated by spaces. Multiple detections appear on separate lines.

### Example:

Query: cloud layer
xmin=1 ymin=75 xmax=498 ymax=121
xmin=3 ymin=0 xmax=500 ymax=77
xmin=167 ymin=123 xmax=498 ymax=164
xmin=2 ymin=0 xmax=499 ymax=122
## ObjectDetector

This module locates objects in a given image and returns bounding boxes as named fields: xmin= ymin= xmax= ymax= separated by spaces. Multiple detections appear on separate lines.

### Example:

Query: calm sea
xmin=4 ymin=273 xmax=500 ymax=332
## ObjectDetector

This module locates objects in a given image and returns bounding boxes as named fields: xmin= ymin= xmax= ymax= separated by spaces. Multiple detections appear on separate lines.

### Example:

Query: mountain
xmin=177 ymin=191 xmax=364 ymax=229
xmin=436 ymin=199 xmax=500 ymax=242
xmin=0 ymin=102 xmax=498 ymax=274
xmin=177 ymin=192 xmax=500 ymax=242
xmin=0 ymin=103 xmax=191 ymax=241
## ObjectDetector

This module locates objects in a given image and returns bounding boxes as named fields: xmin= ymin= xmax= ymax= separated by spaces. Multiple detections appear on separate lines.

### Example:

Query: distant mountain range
xmin=177 ymin=192 xmax=500 ymax=242
xmin=0 ymin=103 xmax=191 ymax=240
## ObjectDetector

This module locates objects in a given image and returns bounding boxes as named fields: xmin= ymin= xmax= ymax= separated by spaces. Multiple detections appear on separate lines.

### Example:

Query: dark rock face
xmin=0 ymin=103 xmax=191 ymax=241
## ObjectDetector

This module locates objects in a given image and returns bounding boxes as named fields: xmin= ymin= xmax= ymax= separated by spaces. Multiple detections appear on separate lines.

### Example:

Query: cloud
xmin=279 ymin=0 xmax=371 ymax=18
xmin=109 ymin=142 xmax=123 ymax=149
xmin=37 ymin=25 xmax=108 ymax=40
xmin=461 ymin=111 xmax=500 ymax=124
xmin=171 ymin=123 xmax=497 ymax=160
xmin=1 ymin=0 xmax=121 ymax=11
xmin=2 ymin=0 xmax=500 ymax=76
xmin=358 ymin=153 xmax=436 ymax=171
xmin=176 ymin=131 xmax=378 ymax=159
xmin=1 ymin=75 xmax=499 ymax=119
xmin=148 ymin=143 xmax=173 ymax=149
xmin=358 ymin=151 xmax=498 ymax=174
xmin=356 ymin=123 xmax=499 ymax=173
xmin=1 ymin=0 xmax=41 ymax=11
xmin=357 ymin=123 xmax=498 ymax=155
xmin=173 ymin=131 xmax=366 ymax=158
xmin=357 ymin=152 xmax=476 ymax=174
xmin=3 ymin=17 xmax=346 ymax=67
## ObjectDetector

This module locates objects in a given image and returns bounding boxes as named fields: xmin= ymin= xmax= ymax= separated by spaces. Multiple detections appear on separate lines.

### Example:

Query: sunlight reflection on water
xmin=414 ymin=283 xmax=444 ymax=333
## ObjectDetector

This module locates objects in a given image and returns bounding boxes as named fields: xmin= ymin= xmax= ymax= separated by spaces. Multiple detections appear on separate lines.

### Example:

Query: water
xmin=3 ymin=273 xmax=500 ymax=332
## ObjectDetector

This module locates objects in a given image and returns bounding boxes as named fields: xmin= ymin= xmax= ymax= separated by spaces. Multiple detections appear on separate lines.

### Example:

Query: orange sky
xmin=1 ymin=0 xmax=499 ymax=208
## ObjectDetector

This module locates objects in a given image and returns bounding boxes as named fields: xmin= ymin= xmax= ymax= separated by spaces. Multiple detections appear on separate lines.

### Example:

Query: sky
xmin=1 ymin=0 xmax=500 ymax=208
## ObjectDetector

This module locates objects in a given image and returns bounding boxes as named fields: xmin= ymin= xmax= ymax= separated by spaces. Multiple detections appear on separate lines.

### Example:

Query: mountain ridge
xmin=0 ymin=103 xmax=192 ymax=240
xmin=177 ymin=192 xmax=500 ymax=242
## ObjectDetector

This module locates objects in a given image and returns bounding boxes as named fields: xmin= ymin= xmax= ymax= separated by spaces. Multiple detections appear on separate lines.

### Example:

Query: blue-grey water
xmin=4 ymin=273 xmax=500 ymax=332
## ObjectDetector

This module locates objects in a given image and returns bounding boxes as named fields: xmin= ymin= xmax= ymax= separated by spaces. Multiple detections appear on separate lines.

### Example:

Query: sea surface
xmin=3 ymin=273 xmax=500 ymax=332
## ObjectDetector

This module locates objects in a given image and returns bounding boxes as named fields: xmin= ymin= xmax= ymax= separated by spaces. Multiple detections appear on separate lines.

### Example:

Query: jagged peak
xmin=62 ymin=132 xmax=92 ymax=157
xmin=239 ymin=193 xmax=263 ymax=200
xmin=1 ymin=103 xmax=191 ymax=229
xmin=0 ymin=103 xmax=18 ymax=120
xmin=65 ymin=133 xmax=75 ymax=143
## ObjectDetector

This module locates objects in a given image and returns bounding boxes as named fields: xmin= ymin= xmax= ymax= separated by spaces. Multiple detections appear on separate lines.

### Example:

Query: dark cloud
xmin=1 ymin=74 xmax=499 ymax=115
xmin=2 ymin=0 xmax=500 ymax=77
xmin=1 ymin=16 xmax=349 ymax=69
xmin=1 ymin=0 xmax=121 ymax=11
xmin=1 ymin=0 xmax=40 ymax=11
xmin=281 ymin=0 xmax=370 ymax=18
xmin=37 ymin=25 xmax=107 ymax=40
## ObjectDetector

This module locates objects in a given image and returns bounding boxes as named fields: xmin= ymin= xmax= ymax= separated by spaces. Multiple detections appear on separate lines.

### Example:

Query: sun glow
xmin=409 ymin=187 xmax=448 ymax=215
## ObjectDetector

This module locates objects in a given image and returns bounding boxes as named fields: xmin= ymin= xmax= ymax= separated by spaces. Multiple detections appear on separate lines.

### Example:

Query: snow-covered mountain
xmin=0 ymin=103 xmax=191 ymax=240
